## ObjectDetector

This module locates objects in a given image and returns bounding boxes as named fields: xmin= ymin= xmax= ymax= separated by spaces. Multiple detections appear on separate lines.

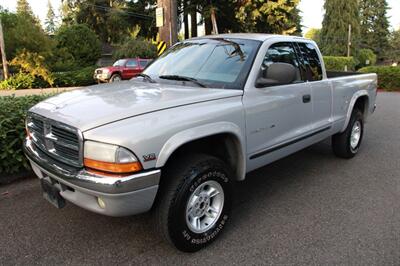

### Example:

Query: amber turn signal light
xmin=84 ymin=158 xmax=142 ymax=174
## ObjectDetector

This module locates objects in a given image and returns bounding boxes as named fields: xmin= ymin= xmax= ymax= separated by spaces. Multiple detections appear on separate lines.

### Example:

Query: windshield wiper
xmin=159 ymin=75 xmax=207 ymax=88
xmin=136 ymin=73 xmax=156 ymax=83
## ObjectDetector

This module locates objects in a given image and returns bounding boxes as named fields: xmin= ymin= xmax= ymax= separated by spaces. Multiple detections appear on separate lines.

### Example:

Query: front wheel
xmin=332 ymin=109 xmax=364 ymax=158
xmin=155 ymin=154 xmax=233 ymax=252
xmin=109 ymin=74 xmax=121 ymax=82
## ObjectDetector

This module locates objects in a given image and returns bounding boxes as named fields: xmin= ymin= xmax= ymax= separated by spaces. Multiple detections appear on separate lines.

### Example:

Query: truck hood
xmin=30 ymin=81 xmax=243 ymax=132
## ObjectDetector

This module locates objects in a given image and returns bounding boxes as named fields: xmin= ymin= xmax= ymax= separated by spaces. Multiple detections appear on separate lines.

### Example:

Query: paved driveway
xmin=1 ymin=92 xmax=399 ymax=265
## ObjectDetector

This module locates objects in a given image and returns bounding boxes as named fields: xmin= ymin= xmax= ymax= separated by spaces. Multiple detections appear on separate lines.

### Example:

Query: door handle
xmin=302 ymin=94 xmax=311 ymax=103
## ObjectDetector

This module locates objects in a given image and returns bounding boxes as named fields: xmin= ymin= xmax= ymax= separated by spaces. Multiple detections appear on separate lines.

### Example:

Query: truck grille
xmin=26 ymin=113 xmax=82 ymax=167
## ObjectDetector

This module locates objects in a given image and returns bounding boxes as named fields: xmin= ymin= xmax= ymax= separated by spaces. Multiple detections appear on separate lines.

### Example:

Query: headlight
xmin=83 ymin=141 xmax=142 ymax=175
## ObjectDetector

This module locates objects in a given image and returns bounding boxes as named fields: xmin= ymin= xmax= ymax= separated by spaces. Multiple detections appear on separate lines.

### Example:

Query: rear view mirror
xmin=256 ymin=63 xmax=297 ymax=88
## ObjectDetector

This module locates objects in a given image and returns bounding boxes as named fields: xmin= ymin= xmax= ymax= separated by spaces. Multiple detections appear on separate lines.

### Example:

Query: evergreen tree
xmin=388 ymin=29 xmax=400 ymax=63
xmin=320 ymin=0 xmax=360 ymax=56
xmin=16 ymin=0 xmax=38 ymax=23
xmin=359 ymin=0 xmax=390 ymax=59
xmin=236 ymin=0 xmax=302 ymax=35
xmin=45 ymin=0 xmax=57 ymax=34
xmin=61 ymin=0 xmax=156 ymax=42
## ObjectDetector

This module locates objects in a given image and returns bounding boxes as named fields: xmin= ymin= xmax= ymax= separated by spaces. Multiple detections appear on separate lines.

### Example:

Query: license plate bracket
xmin=40 ymin=178 xmax=66 ymax=209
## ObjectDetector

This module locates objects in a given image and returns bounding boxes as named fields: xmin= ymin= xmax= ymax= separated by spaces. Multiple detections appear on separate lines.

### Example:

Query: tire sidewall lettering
xmin=172 ymin=165 xmax=232 ymax=249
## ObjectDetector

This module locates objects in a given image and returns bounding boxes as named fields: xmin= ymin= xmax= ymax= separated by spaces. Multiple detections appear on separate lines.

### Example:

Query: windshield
xmin=143 ymin=38 xmax=261 ymax=89
xmin=113 ymin=59 xmax=127 ymax=67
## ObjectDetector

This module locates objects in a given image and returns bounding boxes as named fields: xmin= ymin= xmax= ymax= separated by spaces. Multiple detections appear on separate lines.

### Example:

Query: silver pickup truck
xmin=23 ymin=34 xmax=377 ymax=252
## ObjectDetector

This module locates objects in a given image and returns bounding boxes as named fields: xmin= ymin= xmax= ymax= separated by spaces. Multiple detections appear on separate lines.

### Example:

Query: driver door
xmin=243 ymin=42 xmax=314 ymax=171
xmin=124 ymin=59 xmax=140 ymax=79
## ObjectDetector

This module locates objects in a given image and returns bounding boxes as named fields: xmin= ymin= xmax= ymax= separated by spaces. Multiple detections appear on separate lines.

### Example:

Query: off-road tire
xmin=154 ymin=154 xmax=233 ymax=252
xmin=332 ymin=109 xmax=364 ymax=158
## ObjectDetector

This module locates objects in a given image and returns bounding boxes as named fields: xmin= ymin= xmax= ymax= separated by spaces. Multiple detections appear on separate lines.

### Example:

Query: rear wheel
xmin=155 ymin=154 xmax=233 ymax=252
xmin=332 ymin=109 xmax=364 ymax=158
xmin=109 ymin=74 xmax=121 ymax=82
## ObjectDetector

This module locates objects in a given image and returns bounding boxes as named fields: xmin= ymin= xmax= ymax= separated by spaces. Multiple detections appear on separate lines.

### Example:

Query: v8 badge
xmin=143 ymin=153 xmax=156 ymax=162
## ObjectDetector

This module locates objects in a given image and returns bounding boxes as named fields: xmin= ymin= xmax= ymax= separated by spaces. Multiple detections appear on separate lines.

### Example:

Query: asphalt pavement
xmin=1 ymin=92 xmax=399 ymax=265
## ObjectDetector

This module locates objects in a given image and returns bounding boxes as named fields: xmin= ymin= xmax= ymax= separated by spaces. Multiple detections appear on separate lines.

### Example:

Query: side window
xmin=126 ymin=60 xmax=138 ymax=68
xmin=261 ymin=42 xmax=303 ymax=85
xmin=139 ymin=60 xmax=149 ymax=68
xmin=296 ymin=42 xmax=323 ymax=81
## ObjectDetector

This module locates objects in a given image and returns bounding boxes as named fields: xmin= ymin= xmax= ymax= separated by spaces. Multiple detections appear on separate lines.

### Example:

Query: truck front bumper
xmin=23 ymin=138 xmax=161 ymax=217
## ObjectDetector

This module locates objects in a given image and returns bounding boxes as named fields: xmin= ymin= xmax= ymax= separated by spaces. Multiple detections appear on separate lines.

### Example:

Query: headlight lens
xmin=83 ymin=141 xmax=142 ymax=175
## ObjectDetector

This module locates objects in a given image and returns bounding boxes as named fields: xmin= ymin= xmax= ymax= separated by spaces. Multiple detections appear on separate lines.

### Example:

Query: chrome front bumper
xmin=23 ymin=138 xmax=161 ymax=217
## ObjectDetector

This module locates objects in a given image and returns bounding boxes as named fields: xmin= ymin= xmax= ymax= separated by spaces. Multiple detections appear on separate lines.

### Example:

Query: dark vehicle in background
xmin=94 ymin=58 xmax=151 ymax=83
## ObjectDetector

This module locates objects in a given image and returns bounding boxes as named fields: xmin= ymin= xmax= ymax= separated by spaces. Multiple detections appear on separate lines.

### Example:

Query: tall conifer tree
xmin=360 ymin=0 xmax=390 ymax=59
xmin=16 ymin=0 xmax=39 ymax=24
xmin=320 ymin=0 xmax=360 ymax=56
xmin=45 ymin=0 xmax=57 ymax=34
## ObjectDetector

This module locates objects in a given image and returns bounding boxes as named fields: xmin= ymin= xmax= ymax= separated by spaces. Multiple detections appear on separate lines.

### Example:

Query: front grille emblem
xmin=43 ymin=123 xmax=55 ymax=151
xmin=27 ymin=113 xmax=82 ymax=167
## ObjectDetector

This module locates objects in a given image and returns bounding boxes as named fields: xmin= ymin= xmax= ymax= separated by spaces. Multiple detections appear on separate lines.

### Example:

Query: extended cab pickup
xmin=24 ymin=34 xmax=377 ymax=252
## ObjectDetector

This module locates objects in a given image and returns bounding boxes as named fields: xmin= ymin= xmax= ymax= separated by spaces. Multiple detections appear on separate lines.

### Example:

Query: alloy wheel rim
xmin=185 ymin=180 xmax=224 ymax=234
xmin=350 ymin=120 xmax=362 ymax=150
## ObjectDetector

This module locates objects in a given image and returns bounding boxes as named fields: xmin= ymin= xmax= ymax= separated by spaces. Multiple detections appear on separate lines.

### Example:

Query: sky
xmin=1 ymin=0 xmax=399 ymax=34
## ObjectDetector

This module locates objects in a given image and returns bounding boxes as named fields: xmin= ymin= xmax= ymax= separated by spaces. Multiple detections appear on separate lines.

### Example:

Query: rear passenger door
xmin=295 ymin=42 xmax=333 ymax=131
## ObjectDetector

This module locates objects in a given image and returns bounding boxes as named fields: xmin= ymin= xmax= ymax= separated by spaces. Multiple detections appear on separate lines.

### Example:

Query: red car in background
xmin=94 ymin=58 xmax=152 ymax=83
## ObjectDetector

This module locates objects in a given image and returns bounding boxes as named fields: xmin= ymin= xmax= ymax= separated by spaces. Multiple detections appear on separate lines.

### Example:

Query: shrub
xmin=47 ymin=47 xmax=79 ymax=72
xmin=0 ymin=67 xmax=97 ymax=90
xmin=0 ymin=94 xmax=54 ymax=176
xmin=53 ymin=66 xmax=97 ymax=87
xmin=323 ymin=56 xmax=356 ymax=71
xmin=355 ymin=49 xmax=377 ymax=69
xmin=358 ymin=66 xmax=400 ymax=91
xmin=55 ymin=24 xmax=101 ymax=66
xmin=11 ymin=49 xmax=54 ymax=86
xmin=0 ymin=72 xmax=35 ymax=90
xmin=113 ymin=38 xmax=157 ymax=59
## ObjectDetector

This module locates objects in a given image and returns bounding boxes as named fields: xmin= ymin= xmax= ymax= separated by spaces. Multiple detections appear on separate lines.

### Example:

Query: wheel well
xmin=354 ymin=95 xmax=369 ymax=118
xmin=354 ymin=96 xmax=368 ymax=113
xmin=163 ymin=133 xmax=244 ymax=180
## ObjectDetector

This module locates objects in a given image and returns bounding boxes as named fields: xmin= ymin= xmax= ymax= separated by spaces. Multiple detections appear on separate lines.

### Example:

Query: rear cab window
xmin=295 ymin=42 xmax=323 ymax=81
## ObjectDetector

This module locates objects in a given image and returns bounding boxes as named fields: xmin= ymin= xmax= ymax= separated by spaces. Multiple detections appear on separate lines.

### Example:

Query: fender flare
xmin=156 ymin=122 xmax=247 ymax=180
xmin=341 ymin=90 xmax=369 ymax=132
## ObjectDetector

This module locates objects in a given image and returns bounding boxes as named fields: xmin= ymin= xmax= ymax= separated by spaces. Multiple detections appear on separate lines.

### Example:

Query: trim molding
xmin=249 ymin=126 xmax=331 ymax=160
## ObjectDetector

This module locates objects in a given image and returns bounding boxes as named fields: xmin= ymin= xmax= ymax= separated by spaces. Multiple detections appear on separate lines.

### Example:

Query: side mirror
xmin=256 ymin=63 xmax=297 ymax=88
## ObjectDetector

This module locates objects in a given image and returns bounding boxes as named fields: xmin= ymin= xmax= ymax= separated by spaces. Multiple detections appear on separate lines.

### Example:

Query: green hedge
xmin=0 ymin=66 xmax=96 ymax=90
xmin=359 ymin=66 xmax=400 ymax=91
xmin=52 ymin=66 xmax=96 ymax=87
xmin=323 ymin=56 xmax=356 ymax=71
xmin=0 ymin=94 xmax=54 ymax=178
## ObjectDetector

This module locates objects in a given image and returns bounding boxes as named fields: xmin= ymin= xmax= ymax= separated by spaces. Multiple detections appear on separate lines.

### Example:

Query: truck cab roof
xmin=192 ymin=33 xmax=311 ymax=42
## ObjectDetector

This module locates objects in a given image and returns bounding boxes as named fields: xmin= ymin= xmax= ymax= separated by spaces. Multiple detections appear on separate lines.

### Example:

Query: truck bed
xmin=326 ymin=71 xmax=364 ymax=78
